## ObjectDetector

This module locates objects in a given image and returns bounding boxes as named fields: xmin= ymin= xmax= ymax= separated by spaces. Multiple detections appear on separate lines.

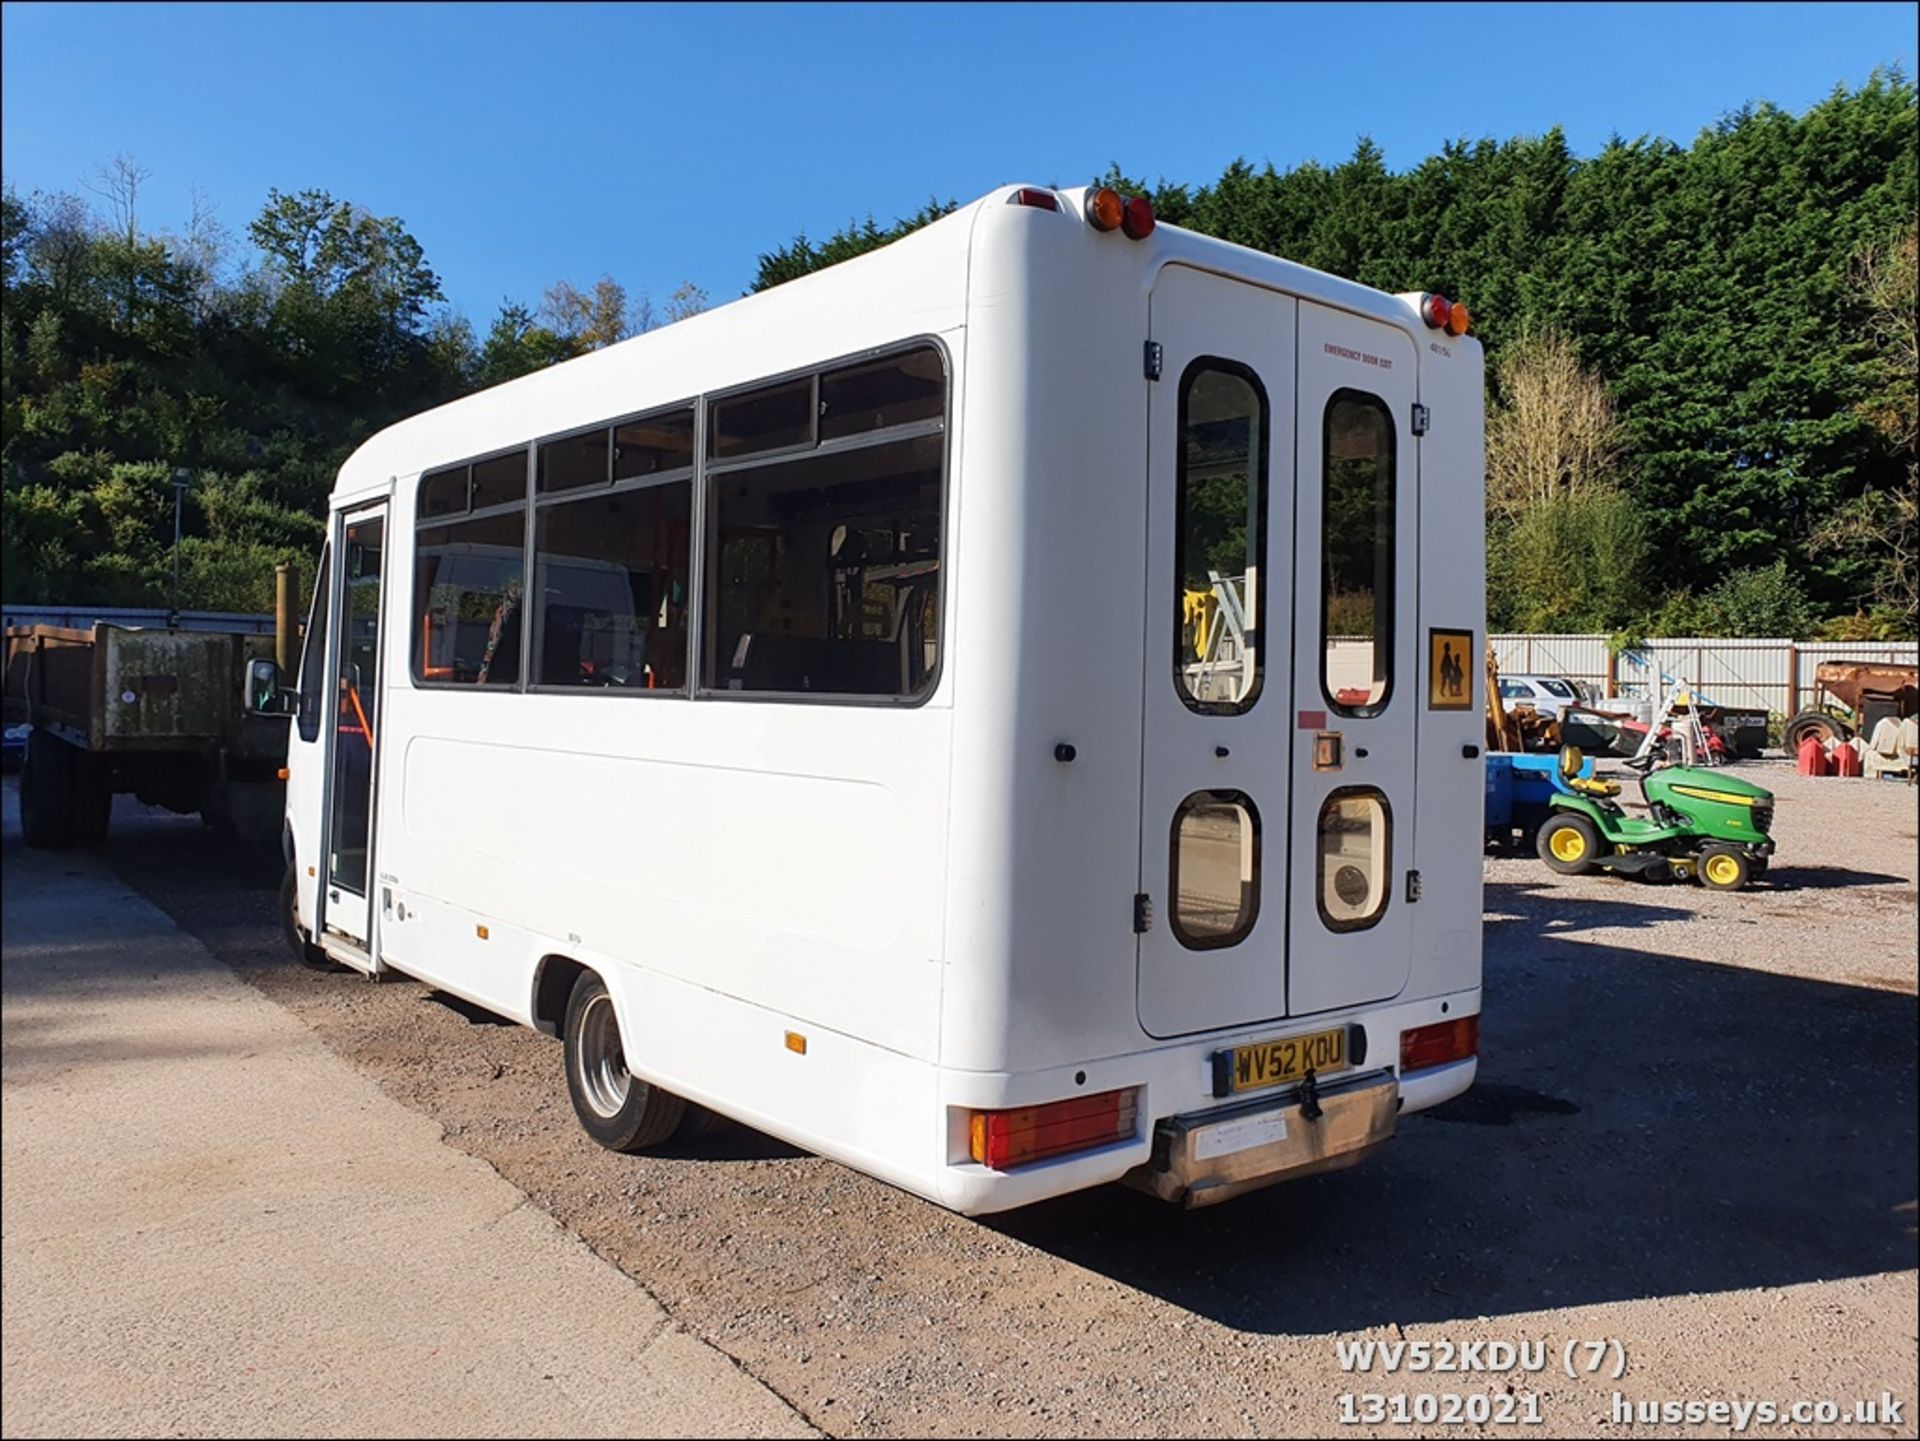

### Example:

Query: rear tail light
xmin=1121 ymin=194 xmax=1156 ymax=239
xmin=1008 ymin=187 xmax=1060 ymax=211
xmin=1084 ymin=187 xmax=1124 ymax=232
xmin=1400 ymin=1015 xmax=1479 ymax=1073
xmin=968 ymin=1088 xmax=1137 ymax=1170
xmin=1419 ymin=292 xmax=1454 ymax=330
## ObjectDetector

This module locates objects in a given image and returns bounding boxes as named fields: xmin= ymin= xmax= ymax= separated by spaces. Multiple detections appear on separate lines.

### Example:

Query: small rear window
xmin=1538 ymin=679 xmax=1577 ymax=698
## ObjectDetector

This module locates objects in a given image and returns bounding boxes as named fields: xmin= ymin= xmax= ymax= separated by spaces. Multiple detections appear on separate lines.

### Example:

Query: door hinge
xmin=1410 ymin=402 xmax=1430 ymax=436
xmin=1133 ymin=892 xmax=1155 ymax=933
xmin=1406 ymin=869 xmax=1424 ymax=903
xmin=1144 ymin=340 xmax=1163 ymax=382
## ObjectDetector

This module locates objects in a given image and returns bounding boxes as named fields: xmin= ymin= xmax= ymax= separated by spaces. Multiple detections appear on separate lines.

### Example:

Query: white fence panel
xmin=1497 ymin=632 xmax=1918 ymax=718
xmin=1489 ymin=634 xmax=1610 ymax=689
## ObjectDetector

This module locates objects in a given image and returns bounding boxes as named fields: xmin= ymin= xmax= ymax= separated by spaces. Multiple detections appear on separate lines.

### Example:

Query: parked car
xmin=1496 ymin=674 xmax=1585 ymax=721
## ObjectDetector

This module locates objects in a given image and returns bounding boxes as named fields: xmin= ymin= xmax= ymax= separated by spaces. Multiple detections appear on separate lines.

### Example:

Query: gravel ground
xmin=65 ymin=760 xmax=1920 ymax=1437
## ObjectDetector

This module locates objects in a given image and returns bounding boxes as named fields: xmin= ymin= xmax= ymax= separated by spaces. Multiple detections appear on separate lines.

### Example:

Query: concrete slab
xmin=0 ymin=785 xmax=816 ymax=1439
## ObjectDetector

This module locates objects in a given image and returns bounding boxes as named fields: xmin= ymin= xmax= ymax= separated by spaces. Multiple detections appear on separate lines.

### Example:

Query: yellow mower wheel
xmin=1537 ymin=814 xmax=1601 ymax=876
xmin=1699 ymin=845 xmax=1751 ymax=893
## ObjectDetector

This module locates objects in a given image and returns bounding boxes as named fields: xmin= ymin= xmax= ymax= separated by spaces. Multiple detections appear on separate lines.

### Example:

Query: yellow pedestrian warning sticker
xmin=1428 ymin=628 xmax=1473 ymax=710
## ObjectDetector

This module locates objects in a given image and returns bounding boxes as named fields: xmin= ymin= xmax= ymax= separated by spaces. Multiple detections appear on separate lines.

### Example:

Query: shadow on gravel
xmin=1762 ymin=865 xmax=1911 ymax=891
xmin=1483 ymin=879 xmax=1697 ymax=932
xmin=44 ymin=783 xmax=1920 ymax=1338
xmin=993 ymin=936 xmax=1918 ymax=1335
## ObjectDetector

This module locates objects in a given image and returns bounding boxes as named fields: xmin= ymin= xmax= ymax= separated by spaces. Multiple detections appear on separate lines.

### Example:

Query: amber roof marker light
xmin=1084 ymin=186 xmax=1124 ymax=232
xmin=1446 ymin=300 xmax=1472 ymax=336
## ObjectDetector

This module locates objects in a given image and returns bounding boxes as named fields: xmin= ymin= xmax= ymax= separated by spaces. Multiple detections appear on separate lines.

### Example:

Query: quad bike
xmin=1534 ymin=745 xmax=1775 ymax=891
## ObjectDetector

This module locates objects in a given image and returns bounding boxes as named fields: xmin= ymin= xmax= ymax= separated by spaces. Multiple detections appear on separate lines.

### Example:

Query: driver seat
xmin=1558 ymin=744 xmax=1621 ymax=798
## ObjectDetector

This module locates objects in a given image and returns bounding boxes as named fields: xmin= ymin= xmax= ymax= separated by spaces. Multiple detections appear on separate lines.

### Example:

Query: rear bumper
xmin=1126 ymin=1069 xmax=1400 ymax=1208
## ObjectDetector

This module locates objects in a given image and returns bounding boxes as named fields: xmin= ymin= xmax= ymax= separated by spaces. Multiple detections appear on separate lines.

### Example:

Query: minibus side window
xmin=533 ymin=479 xmax=692 ymax=690
xmin=704 ymin=344 xmax=947 ymax=702
xmin=1174 ymin=362 xmax=1267 ymax=715
xmin=413 ymin=502 xmax=528 ymax=687
xmin=1321 ymin=392 xmax=1395 ymax=714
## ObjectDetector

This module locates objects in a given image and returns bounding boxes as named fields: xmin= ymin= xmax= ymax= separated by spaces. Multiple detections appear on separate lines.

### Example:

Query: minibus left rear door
xmin=1136 ymin=264 xmax=1297 ymax=1039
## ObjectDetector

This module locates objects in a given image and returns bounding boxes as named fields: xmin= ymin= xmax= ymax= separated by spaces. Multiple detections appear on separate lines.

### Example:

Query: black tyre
xmin=278 ymin=865 xmax=334 ymax=970
xmin=563 ymin=971 xmax=685 ymax=1153
xmin=19 ymin=729 xmax=75 ymax=850
xmin=68 ymin=750 xmax=111 ymax=847
xmin=1698 ymin=843 xmax=1752 ymax=893
xmin=1536 ymin=812 xmax=1603 ymax=876
xmin=1783 ymin=709 xmax=1849 ymax=751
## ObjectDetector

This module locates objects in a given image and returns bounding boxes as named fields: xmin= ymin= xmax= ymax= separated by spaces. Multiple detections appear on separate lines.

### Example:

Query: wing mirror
xmin=245 ymin=657 xmax=297 ymax=716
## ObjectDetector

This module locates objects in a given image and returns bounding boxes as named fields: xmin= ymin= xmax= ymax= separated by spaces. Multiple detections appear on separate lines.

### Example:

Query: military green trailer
xmin=3 ymin=622 xmax=290 ymax=848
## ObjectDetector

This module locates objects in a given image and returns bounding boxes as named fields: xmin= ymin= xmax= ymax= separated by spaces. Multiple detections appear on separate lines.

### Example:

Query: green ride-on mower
xmin=1534 ymin=745 xmax=1776 ymax=891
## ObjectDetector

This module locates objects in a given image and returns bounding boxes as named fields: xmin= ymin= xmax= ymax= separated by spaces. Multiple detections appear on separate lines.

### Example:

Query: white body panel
xmin=284 ymin=187 xmax=1485 ymax=1214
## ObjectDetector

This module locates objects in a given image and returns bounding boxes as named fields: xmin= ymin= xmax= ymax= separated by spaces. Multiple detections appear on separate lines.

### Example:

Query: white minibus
xmin=270 ymin=184 xmax=1486 ymax=1213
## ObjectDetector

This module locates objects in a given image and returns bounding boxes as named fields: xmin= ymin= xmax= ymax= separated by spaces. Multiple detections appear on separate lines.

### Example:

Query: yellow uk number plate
xmin=1227 ymin=1027 xmax=1349 ymax=1095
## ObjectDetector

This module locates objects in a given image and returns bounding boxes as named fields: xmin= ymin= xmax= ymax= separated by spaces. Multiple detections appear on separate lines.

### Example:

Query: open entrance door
xmin=319 ymin=505 xmax=386 ymax=950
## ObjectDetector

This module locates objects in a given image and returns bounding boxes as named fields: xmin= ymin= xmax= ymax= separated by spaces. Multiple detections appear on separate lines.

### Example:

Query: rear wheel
xmin=1536 ymin=812 xmax=1602 ymax=876
xmin=1698 ymin=844 xmax=1752 ymax=893
xmin=1783 ymin=709 xmax=1849 ymax=751
xmin=68 ymin=750 xmax=111 ymax=847
xmin=563 ymin=971 xmax=686 ymax=1153
xmin=20 ymin=729 xmax=75 ymax=849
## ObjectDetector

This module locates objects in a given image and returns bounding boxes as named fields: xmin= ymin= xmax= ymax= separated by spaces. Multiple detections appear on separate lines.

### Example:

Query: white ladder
xmin=1630 ymin=677 xmax=1719 ymax=768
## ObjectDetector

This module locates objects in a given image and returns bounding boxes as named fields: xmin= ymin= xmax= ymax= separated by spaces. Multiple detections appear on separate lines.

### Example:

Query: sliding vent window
xmin=819 ymin=350 xmax=945 ymax=441
xmin=1317 ymin=788 xmax=1390 ymax=932
xmin=534 ymin=482 xmax=691 ymax=689
xmin=470 ymin=449 xmax=529 ymax=511
xmin=413 ymin=506 xmax=527 ymax=687
xmin=1322 ymin=392 xmax=1395 ymax=714
xmin=614 ymin=408 xmax=694 ymax=480
xmin=419 ymin=465 xmax=468 ymax=519
xmin=1175 ymin=362 xmax=1267 ymax=714
xmin=1170 ymin=791 xmax=1260 ymax=949
xmin=539 ymin=428 xmax=609 ymax=493
xmin=710 ymin=378 xmax=814 ymax=460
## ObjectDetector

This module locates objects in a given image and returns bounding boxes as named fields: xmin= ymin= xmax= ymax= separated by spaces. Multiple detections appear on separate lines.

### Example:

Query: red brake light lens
xmin=1084 ymin=187 xmax=1124 ymax=232
xmin=1121 ymin=194 xmax=1156 ymax=240
xmin=968 ymin=1088 xmax=1137 ymax=1170
xmin=1400 ymin=1015 xmax=1479 ymax=1073
xmin=1008 ymin=187 xmax=1060 ymax=212
xmin=1420 ymin=292 xmax=1453 ymax=330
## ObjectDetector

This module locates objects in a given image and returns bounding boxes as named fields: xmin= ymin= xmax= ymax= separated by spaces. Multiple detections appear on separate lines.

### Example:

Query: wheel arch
xmin=531 ymin=953 xmax=593 ymax=1038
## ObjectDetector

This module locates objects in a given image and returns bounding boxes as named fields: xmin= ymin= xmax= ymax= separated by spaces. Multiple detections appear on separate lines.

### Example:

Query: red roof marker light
xmin=1420 ymin=292 xmax=1453 ymax=330
xmin=1121 ymin=194 xmax=1156 ymax=240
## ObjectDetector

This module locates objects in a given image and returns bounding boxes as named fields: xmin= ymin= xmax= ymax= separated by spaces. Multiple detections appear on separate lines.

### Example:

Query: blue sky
xmin=3 ymin=2 xmax=1913 ymax=327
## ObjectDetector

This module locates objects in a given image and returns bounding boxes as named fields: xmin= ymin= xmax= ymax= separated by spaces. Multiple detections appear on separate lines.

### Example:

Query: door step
xmin=319 ymin=929 xmax=383 ymax=977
